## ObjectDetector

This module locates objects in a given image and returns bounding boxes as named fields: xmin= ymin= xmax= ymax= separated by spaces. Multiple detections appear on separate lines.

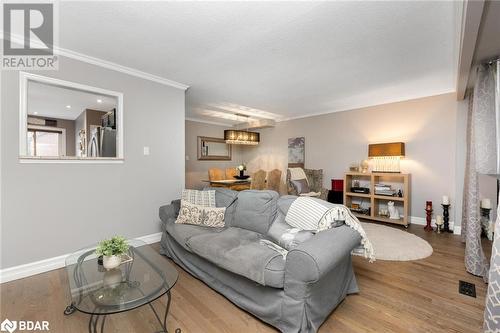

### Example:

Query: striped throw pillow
xmin=285 ymin=197 xmax=329 ymax=231
xmin=181 ymin=189 xmax=216 ymax=207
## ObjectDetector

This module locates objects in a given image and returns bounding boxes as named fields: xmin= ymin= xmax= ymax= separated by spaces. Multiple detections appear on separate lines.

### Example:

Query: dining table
xmin=202 ymin=178 xmax=252 ymax=191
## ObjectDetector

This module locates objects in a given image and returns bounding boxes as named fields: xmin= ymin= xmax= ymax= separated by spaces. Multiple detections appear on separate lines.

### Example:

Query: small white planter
xmin=103 ymin=268 xmax=123 ymax=288
xmin=103 ymin=255 xmax=121 ymax=270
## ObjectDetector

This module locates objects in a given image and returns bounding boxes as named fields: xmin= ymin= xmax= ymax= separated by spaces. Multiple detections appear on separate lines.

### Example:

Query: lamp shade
xmin=368 ymin=142 xmax=405 ymax=157
xmin=224 ymin=130 xmax=260 ymax=145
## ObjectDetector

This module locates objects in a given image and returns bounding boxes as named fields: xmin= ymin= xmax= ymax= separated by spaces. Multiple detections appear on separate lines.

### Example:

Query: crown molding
xmin=59 ymin=47 xmax=189 ymax=90
xmin=1 ymin=32 xmax=189 ymax=90
xmin=278 ymin=90 xmax=456 ymax=123
xmin=185 ymin=117 xmax=234 ymax=127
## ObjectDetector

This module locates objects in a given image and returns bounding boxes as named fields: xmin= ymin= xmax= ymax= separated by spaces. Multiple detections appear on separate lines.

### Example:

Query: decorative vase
xmin=239 ymin=170 xmax=244 ymax=178
xmin=103 ymin=268 xmax=123 ymax=288
xmin=103 ymin=255 xmax=121 ymax=270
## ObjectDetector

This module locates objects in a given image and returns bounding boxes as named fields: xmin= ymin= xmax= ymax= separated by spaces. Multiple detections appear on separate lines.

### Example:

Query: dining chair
xmin=208 ymin=168 xmax=225 ymax=180
xmin=250 ymin=169 xmax=267 ymax=190
xmin=266 ymin=169 xmax=282 ymax=193
xmin=225 ymin=168 xmax=238 ymax=179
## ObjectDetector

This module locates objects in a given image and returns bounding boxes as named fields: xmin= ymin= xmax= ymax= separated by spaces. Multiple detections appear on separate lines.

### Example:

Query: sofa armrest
xmin=285 ymin=225 xmax=361 ymax=283
xmin=159 ymin=199 xmax=180 ymax=224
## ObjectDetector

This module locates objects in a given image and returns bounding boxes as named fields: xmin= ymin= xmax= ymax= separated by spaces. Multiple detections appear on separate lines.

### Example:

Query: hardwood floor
xmin=0 ymin=224 xmax=490 ymax=333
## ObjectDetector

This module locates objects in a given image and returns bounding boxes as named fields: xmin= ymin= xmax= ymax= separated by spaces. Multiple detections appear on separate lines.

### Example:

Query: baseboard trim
xmin=410 ymin=216 xmax=461 ymax=235
xmin=0 ymin=232 xmax=163 ymax=284
xmin=137 ymin=232 xmax=163 ymax=244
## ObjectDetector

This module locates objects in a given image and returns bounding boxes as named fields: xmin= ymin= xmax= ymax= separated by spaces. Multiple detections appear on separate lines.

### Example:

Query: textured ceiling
xmin=28 ymin=81 xmax=116 ymax=120
xmin=59 ymin=1 xmax=459 ymax=125
xmin=473 ymin=1 xmax=500 ymax=64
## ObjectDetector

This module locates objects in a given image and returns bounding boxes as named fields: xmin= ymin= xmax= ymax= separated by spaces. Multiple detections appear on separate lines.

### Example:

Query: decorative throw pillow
xmin=290 ymin=179 xmax=310 ymax=195
xmin=176 ymin=200 xmax=225 ymax=228
xmin=267 ymin=214 xmax=314 ymax=250
xmin=181 ymin=189 xmax=216 ymax=207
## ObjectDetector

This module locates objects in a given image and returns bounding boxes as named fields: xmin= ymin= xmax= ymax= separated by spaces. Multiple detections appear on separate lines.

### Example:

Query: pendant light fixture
xmin=224 ymin=129 xmax=260 ymax=145
xmin=224 ymin=113 xmax=260 ymax=145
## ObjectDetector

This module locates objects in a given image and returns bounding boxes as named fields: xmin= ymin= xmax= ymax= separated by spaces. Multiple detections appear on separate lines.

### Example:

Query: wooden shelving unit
xmin=344 ymin=172 xmax=410 ymax=227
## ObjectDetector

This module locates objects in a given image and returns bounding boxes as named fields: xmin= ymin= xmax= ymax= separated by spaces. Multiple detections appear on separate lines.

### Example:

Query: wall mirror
xmin=19 ymin=72 xmax=123 ymax=162
xmin=197 ymin=136 xmax=232 ymax=160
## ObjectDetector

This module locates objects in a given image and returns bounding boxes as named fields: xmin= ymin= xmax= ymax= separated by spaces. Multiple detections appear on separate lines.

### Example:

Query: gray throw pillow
xmin=267 ymin=214 xmax=314 ymax=250
xmin=290 ymin=179 xmax=310 ymax=194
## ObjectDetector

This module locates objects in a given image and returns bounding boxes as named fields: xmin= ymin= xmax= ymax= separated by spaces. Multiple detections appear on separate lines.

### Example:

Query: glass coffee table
xmin=64 ymin=239 xmax=179 ymax=333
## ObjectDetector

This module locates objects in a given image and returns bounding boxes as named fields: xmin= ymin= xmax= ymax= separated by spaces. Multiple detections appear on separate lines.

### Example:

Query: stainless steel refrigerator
xmin=89 ymin=127 xmax=116 ymax=157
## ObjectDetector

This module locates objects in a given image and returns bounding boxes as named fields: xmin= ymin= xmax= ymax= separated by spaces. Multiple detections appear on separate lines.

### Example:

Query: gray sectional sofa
xmin=159 ymin=188 xmax=361 ymax=333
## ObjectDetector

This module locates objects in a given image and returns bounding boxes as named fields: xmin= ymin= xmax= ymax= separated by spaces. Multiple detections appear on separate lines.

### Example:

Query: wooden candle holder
xmin=424 ymin=201 xmax=433 ymax=232
xmin=442 ymin=204 xmax=452 ymax=233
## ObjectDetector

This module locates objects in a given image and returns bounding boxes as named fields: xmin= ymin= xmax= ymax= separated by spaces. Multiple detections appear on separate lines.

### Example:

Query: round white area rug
xmin=359 ymin=222 xmax=433 ymax=261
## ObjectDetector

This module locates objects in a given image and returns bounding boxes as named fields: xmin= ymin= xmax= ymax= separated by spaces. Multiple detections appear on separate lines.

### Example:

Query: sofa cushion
xmin=165 ymin=222 xmax=223 ymax=252
xmin=186 ymin=227 xmax=285 ymax=288
xmin=267 ymin=212 xmax=314 ymax=250
xmin=233 ymin=190 xmax=279 ymax=234
xmin=277 ymin=195 xmax=297 ymax=215
xmin=205 ymin=187 xmax=238 ymax=226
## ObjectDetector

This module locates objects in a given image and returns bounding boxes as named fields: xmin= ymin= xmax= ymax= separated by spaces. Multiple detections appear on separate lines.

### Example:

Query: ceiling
xmin=473 ymin=1 xmax=500 ymax=65
xmin=28 ymin=81 xmax=116 ymax=120
xmin=58 ymin=1 xmax=460 ymax=125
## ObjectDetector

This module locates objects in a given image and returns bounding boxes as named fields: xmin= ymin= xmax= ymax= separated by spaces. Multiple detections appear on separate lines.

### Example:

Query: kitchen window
xmin=19 ymin=72 xmax=123 ymax=163
xmin=27 ymin=127 xmax=66 ymax=157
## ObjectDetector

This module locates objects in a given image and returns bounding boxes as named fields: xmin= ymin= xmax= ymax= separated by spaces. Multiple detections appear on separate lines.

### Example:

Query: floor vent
xmin=459 ymin=280 xmax=476 ymax=298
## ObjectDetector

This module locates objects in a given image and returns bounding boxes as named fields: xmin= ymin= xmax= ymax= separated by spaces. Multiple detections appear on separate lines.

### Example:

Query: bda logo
xmin=0 ymin=319 xmax=17 ymax=333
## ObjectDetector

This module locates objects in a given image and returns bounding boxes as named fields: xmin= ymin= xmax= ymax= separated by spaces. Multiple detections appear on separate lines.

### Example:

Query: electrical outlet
xmin=143 ymin=146 xmax=150 ymax=155
xmin=459 ymin=280 xmax=476 ymax=298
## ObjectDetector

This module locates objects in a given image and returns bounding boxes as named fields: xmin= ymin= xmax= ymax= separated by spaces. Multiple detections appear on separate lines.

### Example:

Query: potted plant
xmin=95 ymin=236 xmax=129 ymax=270
xmin=236 ymin=163 xmax=247 ymax=178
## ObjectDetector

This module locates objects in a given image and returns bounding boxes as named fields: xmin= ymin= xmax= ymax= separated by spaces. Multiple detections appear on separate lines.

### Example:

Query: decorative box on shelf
xmin=343 ymin=172 xmax=410 ymax=227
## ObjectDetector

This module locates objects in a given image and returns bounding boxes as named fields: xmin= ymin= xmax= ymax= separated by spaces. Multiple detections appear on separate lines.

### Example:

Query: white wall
xmin=242 ymin=93 xmax=466 ymax=223
xmin=0 ymin=56 xmax=185 ymax=269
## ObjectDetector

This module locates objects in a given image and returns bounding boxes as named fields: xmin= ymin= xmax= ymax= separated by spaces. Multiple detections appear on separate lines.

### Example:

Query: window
xmin=27 ymin=128 xmax=65 ymax=157
xmin=19 ymin=72 xmax=123 ymax=163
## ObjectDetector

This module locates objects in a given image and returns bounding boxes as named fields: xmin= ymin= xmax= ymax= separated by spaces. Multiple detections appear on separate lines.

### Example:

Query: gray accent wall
xmin=185 ymin=120 xmax=244 ymax=189
xmin=1 ymin=56 xmax=185 ymax=269
xmin=241 ymin=93 xmax=466 ymax=224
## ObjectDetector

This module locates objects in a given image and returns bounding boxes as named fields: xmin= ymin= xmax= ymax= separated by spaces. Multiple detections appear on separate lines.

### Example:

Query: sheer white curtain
xmin=462 ymin=61 xmax=498 ymax=280
xmin=484 ymin=60 xmax=500 ymax=332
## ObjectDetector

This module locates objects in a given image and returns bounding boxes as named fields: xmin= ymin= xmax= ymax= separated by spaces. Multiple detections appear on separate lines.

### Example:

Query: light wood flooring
xmin=0 ymin=224 xmax=491 ymax=333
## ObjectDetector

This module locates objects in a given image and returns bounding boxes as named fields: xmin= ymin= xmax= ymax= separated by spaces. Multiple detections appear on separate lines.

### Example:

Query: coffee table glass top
xmin=65 ymin=239 xmax=178 ymax=315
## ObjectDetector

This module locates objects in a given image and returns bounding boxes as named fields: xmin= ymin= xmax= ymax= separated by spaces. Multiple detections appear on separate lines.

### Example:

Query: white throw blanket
xmin=286 ymin=197 xmax=376 ymax=262
xmin=288 ymin=167 xmax=308 ymax=181
xmin=288 ymin=168 xmax=321 ymax=197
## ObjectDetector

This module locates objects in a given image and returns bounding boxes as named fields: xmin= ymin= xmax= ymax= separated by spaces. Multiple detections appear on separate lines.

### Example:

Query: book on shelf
xmin=374 ymin=183 xmax=396 ymax=196
xmin=375 ymin=190 xmax=397 ymax=196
